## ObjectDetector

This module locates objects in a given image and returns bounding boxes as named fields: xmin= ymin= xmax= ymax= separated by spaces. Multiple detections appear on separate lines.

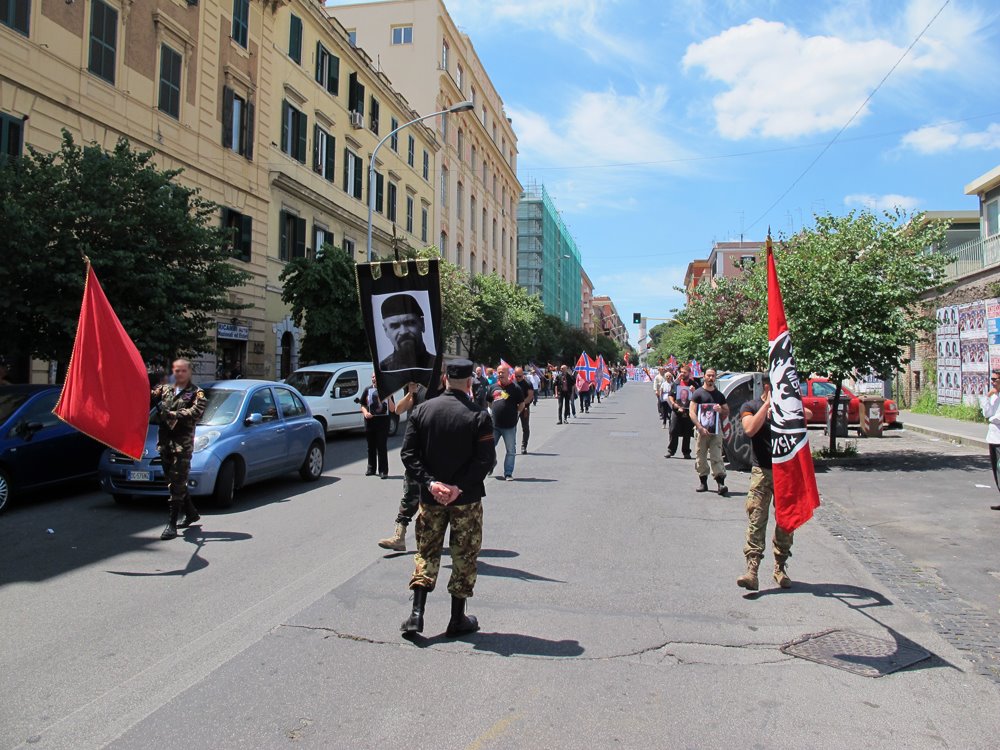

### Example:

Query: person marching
xmin=980 ymin=369 xmax=1000 ymax=510
xmin=689 ymin=367 xmax=729 ymax=496
xmin=378 ymin=381 xmax=429 ymax=551
xmin=666 ymin=364 xmax=695 ymax=459
xmin=514 ymin=366 xmax=535 ymax=455
xmin=555 ymin=364 xmax=574 ymax=424
xmin=490 ymin=363 xmax=525 ymax=480
xmin=360 ymin=374 xmax=396 ymax=478
xmin=653 ymin=367 xmax=668 ymax=427
xmin=151 ymin=359 xmax=207 ymax=540
xmin=399 ymin=359 xmax=496 ymax=637
xmin=737 ymin=374 xmax=811 ymax=590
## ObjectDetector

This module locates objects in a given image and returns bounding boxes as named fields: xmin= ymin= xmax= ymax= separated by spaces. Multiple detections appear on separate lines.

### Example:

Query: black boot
xmin=445 ymin=596 xmax=479 ymax=637
xmin=716 ymin=477 xmax=729 ymax=497
xmin=160 ymin=505 xmax=179 ymax=540
xmin=401 ymin=587 xmax=428 ymax=635
xmin=695 ymin=475 xmax=709 ymax=492
xmin=178 ymin=495 xmax=200 ymax=528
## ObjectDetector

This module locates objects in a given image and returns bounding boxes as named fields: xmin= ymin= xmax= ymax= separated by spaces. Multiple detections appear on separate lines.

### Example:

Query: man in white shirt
xmin=980 ymin=368 xmax=1000 ymax=510
xmin=653 ymin=367 xmax=667 ymax=427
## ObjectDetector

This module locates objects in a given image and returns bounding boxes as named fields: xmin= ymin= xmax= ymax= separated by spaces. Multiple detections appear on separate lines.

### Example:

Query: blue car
xmin=0 ymin=385 xmax=107 ymax=513
xmin=99 ymin=380 xmax=326 ymax=507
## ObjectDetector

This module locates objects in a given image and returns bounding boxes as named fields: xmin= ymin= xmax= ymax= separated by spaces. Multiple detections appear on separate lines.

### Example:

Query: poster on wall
xmin=936 ymin=305 xmax=960 ymax=404
xmin=987 ymin=298 xmax=1000 ymax=374
xmin=959 ymin=301 xmax=988 ymax=405
xmin=356 ymin=258 xmax=443 ymax=400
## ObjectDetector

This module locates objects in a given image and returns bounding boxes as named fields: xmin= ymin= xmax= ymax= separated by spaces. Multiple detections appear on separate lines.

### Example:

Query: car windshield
xmin=284 ymin=371 xmax=332 ymax=397
xmin=147 ymin=388 xmax=244 ymax=426
xmin=0 ymin=392 xmax=31 ymax=424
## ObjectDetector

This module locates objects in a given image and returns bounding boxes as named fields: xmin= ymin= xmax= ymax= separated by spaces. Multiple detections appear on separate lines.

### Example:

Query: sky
xmin=333 ymin=0 xmax=1000 ymax=347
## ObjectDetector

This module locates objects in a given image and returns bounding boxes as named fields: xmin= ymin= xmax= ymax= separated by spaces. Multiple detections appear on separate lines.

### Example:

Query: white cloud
xmin=509 ymin=87 xmax=693 ymax=212
xmin=681 ymin=1 xmax=996 ymax=140
xmin=900 ymin=122 xmax=1000 ymax=154
xmin=844 ymin=193 xmax=921 ymax=211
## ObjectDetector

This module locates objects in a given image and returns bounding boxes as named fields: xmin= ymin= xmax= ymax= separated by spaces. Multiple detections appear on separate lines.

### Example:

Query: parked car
xmin=0 ymin=385 xmax=106 ymax=513
xmin=284 ymin=362 xmax=407 ymax=436
xmin=99 ymin=380 xmax=325 ymax=507
xmin=801 ymin=378 xmax=899 ymax=428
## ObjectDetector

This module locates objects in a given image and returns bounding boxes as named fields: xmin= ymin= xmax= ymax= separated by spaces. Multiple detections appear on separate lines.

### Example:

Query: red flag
xmin=596 ymin=355 xmax=611 ymax=389
xmin=54 ymin=263 xmax=150 ymax=460
xmin=767 ymin=236 xmax=820 ymax=532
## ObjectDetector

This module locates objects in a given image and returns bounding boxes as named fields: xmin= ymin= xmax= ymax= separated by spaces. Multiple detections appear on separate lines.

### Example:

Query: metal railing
xmin=941 ymin=234 xmax=1000 ymax=281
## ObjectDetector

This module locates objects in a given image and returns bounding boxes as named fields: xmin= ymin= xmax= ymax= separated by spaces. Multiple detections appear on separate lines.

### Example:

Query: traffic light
xmin=633 ymin=312 xmax=641 ymax=325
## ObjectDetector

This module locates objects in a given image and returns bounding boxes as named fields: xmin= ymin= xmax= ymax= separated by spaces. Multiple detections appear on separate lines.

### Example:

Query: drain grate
xmin=781 ymin=629 xmax=930 ymax=677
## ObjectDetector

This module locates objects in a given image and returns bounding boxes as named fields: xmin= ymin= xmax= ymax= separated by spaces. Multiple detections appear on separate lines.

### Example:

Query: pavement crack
xmin=282 ymin=623 xmax=400 ymax=646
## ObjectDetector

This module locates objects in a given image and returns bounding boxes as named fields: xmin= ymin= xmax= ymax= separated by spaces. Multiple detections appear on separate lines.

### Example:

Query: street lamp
xmin=366 ymin=100 xmax=474 ymax=262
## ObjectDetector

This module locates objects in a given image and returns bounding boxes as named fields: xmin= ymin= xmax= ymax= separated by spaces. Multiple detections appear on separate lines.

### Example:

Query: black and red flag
xmin=766 ymin=235 xmax=820 ymax=532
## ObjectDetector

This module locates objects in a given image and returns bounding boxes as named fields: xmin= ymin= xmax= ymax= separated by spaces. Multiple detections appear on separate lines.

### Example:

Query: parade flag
xmin=690 ymin=360 xmax=703 ymax=378
xmin=766 ymin=236 xmax=820 ymax=532
xmin=667 ymin=354 xmax=678 ymax=372
xmin=53 ymin=262 xmax=149 ymax=460
xmin=597 ymin=355 xmax=611 ymax=390
xmin=575 ymin=353 xmax=598 ymax=383
xmin=499 ymin=358 xmax=512 ymax=370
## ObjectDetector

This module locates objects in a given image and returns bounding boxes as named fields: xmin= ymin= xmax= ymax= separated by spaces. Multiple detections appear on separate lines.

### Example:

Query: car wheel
xmin=214 ymin=459 xmax=237 ymax=508
xmin=300 ymin=441 xmax=325 ymax=481
xmin=387 ymin=413 xmax=400 ymax=437
xmin=112 ymin=493 xmax=132 ymax=505
xmin=0 ymin=469 xmax=9 ymax=514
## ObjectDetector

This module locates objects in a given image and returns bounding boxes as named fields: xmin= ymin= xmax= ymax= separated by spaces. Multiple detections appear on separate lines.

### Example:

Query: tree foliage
xmin=0 ymin=131 xmax=250 ymax=366
xmin=463 ymin=274 xmax=545 ymax=364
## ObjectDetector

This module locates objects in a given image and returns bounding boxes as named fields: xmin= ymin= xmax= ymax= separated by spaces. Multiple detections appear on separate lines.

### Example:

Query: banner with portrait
xmin=356 ymin=258 xmax=443 ymax=400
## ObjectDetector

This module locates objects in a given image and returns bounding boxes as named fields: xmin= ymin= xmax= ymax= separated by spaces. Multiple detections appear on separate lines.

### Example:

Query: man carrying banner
xmin=689 ymin=368 xmax=729 ymax=496
xmin=151 ymin=359 xmax=207 ymax=540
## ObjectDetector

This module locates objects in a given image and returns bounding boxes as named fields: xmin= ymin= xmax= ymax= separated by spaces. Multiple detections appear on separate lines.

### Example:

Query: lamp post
xmin=366 ymin=100 xmax=474 ymax=263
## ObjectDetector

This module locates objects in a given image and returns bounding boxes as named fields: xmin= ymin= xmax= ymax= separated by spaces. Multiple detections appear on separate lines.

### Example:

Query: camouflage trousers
xmin=395 ymin=476 xmax=421 ymax=526
xmin=410 ymin=501 xmax=483 ymax=598
xmin=160 ymin=448 xmax=197 ymax=516
xmin=695 ymin=432 xmax=726 ymax=480
xmin=743 ymin=466 xmax=793 ymax=562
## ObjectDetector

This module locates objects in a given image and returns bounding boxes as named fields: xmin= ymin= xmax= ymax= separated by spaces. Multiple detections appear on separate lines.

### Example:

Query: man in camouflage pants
xmin=151 ymin=359 xmax=207 ymax=540
xmin=399 ymin=359 xmax=495 ymax=638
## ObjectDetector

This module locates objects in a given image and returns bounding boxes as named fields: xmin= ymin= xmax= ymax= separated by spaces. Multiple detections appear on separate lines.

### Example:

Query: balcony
xmin=941 ymin=234 xmax=1000 ymax=281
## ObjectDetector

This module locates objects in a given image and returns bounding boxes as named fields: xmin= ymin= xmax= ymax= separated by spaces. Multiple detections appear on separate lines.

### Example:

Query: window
xmin=390 ymin=117 xmax=399 ymax=151
xmin=369 ymin=96 xmax=379 ymax=134
xmin=440 ymin=166 xmax=448 ymax=208
xmin=387 ymin=181 xmax=397 ymax=222
xmin=275 ymin=387 xmax=307 ymax=418
xmin=456 ymin=64 xmax=463 ymax=91
xmin=441 ymin=40 xmax=448 ymax=70
xmin=315 ymin=44 xmax=340 ymax=95
xmin=471 ymin=87 xmax=477 ymax=109
xmin=231 ymin=0 xmax=249 ymax=48
xmin=280 ymin=100 xmax=306 ymax=163
xmin=1 ymin=0 xmax=30 ymax=36
xmin=457 ymin=129 xmax=463 ymax=161
xmin=222 ymin=208 xmax=252 ymax=262
xmin=470 ymin=196 xmax=476 ymax=233
xmin=456 ymin=242 xmax=463 ymax=269
xmin=456 ymin=181 xmax=463 ymax=221
xmin=481 ymin=104 xmax=487 ymax=126
xmin=492 ymin=123 xmax=497 ymax=142
xmin=422 ymin=150 xmax=429 ymax=180
xmin=391 ymin=25 xmax=412 ymax=45
xmin=440 ymin=231 xmax=447 ymax=257
xmin=348 ymin=72 xmax=365 ymax=116
xmin=407 ymin=134 xmax=415 ymax=167
xmin=314 ymin=225 xmax=333 ymax=257
xmin=469 ymin=251 xmax=476 ymax=275
xmin=420 ymin=206 xmax=428 ymax=243
xmin=247 ymin=388 xmax=277 ymax=422
xmin=492 ymin=218 xmax=497 ymax=249
xmin=347 ymin=29 xmax=356 ymax=46
xmin=88 ymin=0 xmax=117 ymax=84
xmin=405 ymin=194 xmax=414 ymax=234
xmin=223 ymin=87 xmax=254 ymax=159
xmin=987 ymin=199 xmax=999 ymax=238
xmin=343 ymin=148 xmax=363 ymax=200
xmin=158 ymin=44 xmax=182 ymax=119
xmin=343 ymin=237 xmax=356 ymax=256
xmin=0 ymin=113 xmax=24 ymax=159
xmin=481 ymin=207 xmax=487 ymax=240
xmin=481 ymin=160 xmax=487 ymax=186
xmin=812 ymin=381 xmax=836 ymax=398
xmin=313 ymin=125 xmax=335 ymax=181
xmin=371 ymin=171 xmax=384 ymax=213
xmin=441 ymin=109 xmax=448 ymax=140
xmin=279 ymin=210 xmax=307 ymax=261
xmin=288 ymin=14 xmax=302 ymax=64
xmin=334 ymin=369 xmax=359 ymax=398
xmin=471 ymin=144 xmax=476 ymax=172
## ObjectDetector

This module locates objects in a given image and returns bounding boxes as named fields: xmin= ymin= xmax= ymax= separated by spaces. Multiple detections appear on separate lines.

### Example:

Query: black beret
xmin=381 ymin=294 xmax=423 ymax=319
xmin=447 ymin=359 xmax=474 ymax=378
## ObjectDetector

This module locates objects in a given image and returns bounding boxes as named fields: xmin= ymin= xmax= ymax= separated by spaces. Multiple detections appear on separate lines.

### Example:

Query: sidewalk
xmin=899 ymin=409 xmax=988 ymax=450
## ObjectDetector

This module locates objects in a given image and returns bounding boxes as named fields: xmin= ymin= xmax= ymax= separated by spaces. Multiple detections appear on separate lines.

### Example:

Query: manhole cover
xmin=780 ymin=629 xmax=930 ymax=677
xmin=609 ymin=431 xmax=639 ymax=438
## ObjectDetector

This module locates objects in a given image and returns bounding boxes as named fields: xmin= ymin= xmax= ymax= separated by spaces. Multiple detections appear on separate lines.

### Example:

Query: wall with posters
xmin=936 ymin=299 xmax=993 ymax=405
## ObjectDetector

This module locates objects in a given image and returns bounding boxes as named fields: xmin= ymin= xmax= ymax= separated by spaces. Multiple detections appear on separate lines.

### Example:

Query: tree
xmin=463 ymin=274 xmax=544 ymax=364
xmin=0 ymin=131 xmax=250 ymax=367
xmin=280 ymin=245 xmax=368 ymax=363
xmin=650 ymin=319 xmax=697 ymax=364
xmin=408 ymin=247 xmax=478 ymax=344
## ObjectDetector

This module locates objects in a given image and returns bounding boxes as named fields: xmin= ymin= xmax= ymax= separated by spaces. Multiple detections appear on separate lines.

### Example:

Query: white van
xmin=284 ymin=362 xmax=407 ymax=436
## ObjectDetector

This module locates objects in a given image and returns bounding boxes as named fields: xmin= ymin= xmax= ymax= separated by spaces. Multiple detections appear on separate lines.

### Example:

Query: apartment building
xmin=592 ymin=296 xmax=628 ymax=348
xmin=581 ymin=268 xmax=595 ymax=334
xmin=268 ymin=0 xmax=438 ymax=376
xmin=328 ymin=0 xmax=521 ymax=282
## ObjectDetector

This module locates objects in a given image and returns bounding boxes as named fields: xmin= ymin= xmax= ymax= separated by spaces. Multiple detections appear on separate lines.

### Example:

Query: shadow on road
xmin=106 ymin=528 xmax=253 ymax=577
xmin=448 ymin=560 xmax=566 ymax=583
xmin=820 ymin=452 xmax=989 ymax=474
xmin=408 ymin=631 xmax=585 ymax=657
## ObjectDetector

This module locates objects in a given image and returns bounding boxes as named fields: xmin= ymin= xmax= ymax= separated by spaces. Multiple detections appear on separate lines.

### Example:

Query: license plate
xmin=127 ymin=470 xmax=152 ymax=482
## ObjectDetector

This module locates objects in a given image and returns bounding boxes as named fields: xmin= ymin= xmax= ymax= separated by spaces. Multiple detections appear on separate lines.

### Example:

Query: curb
xmin=900 ymin=422 xmax=989 ymax=451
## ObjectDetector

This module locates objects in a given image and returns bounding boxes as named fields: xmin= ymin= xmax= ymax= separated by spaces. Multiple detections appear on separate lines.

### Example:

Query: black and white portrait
xmin=372 ymin=291 xmax=437 ymax=372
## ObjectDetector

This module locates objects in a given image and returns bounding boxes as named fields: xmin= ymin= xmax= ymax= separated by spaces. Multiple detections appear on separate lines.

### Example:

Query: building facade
xmin=0 ymin=0 xmax=438 ymax=382
xmin=592 ymin=296 xmax=628 ymax=348
xmin=516 ymin=182 xmax=583 ymax=326
xmin=328 ymin=0 xmax=520 ymax=281
xmin=581 ymin=268 xmax=595 ymax=334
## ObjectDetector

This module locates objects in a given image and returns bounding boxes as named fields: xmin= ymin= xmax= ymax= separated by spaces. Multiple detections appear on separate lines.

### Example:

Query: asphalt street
xmin=2 ymin=385 xmax=1000 ymax=749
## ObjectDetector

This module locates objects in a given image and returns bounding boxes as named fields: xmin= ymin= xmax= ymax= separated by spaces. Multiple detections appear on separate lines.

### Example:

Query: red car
xmin=800 ymin=378 xmax=899 ymax=427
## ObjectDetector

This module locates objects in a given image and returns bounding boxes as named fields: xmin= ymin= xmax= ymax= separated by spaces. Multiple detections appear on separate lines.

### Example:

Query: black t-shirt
xmin=489 ymin=381 xmax=524 ymax=428
xmin=690 ymin=387 xmax=726 ymax=434
xmin=740 ymin=398 xmax=771 ymax=469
